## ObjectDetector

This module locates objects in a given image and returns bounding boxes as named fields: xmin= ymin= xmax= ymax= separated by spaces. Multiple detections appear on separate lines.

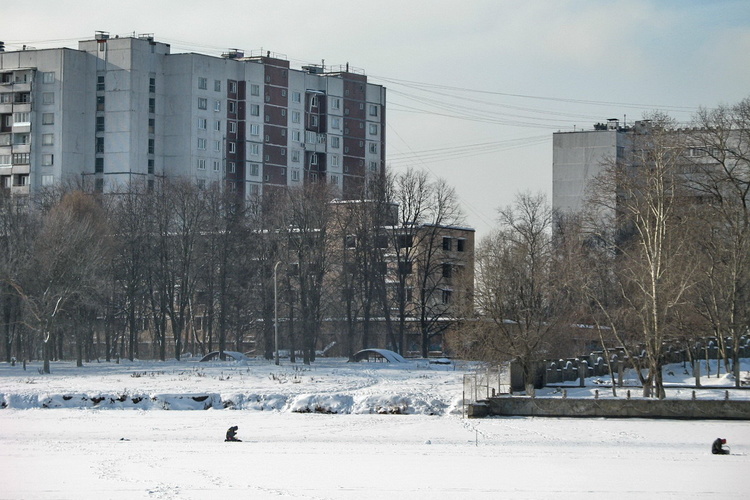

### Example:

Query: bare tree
xmin=472 ymin=192 xmax=567 ymax=394
xmin=386 ymin=168 xmax=464 ymax=356
xmin=284 ymin=184 xmax=336 ymax=364
xmin=16 ymin=191 xmax=111 ymax=372
xmin=0 ymin=193 xmax=37 ymax=363
xmin=587 ymin=113 xmax=698 ymax=398
xmin=688 ymin=97 xmax=750 ymax=385
xmin=109 ymin=181 xmax=152 ymax=361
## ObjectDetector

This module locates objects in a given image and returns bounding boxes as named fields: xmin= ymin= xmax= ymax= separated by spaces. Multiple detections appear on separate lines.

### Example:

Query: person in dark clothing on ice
xmin=712 ymin=438 xmax=729 ymax=455
xmin=225 ymin=425 xmax=241 ymax=442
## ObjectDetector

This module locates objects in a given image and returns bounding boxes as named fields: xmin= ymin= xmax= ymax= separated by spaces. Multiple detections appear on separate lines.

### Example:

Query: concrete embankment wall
xmin=468 ymin=397 xmax=750 ymax=420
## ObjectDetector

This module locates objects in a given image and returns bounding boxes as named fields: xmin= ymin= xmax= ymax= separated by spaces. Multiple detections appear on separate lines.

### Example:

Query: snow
xmin=1 ymin=357 xmax=750 ymax=498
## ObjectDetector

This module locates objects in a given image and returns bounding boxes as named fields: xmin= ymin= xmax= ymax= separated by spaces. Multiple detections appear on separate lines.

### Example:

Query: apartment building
xmin=0 ymin=32 xmax=386 ymax=199
xmin=552 ymin=118 xmax=630 ymax=216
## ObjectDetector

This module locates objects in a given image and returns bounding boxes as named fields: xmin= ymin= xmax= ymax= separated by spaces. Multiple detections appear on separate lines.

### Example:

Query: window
xmin=228 ymin=162 xmax=236 ymax=173
xmin=213 ymin=160 xmax=220 ymax=172
xmin=441 ymin=289 xmax=452 ymax=304
xmin=148 ymin=138 xmax=154 ymax=154
xmin=331 ymin=117 xmax=341 ymax=130
xmin=96 ymin=75 xmax=105 ymax=91
xmin=442 ymin=263 xmax=452 ymax=278
xmin=42 ymin=175 xmax=54 ymax=186
xmin=214 ymin=80 xmax=221 ymax=92
xmin=149 ymin=98 xmax=155 ymax=113
xmin=149 ymin=118 xmax=155 ymax=134
xmin=291 ymin=150 xmax=300 ymax=162
xmin=265 ymin=135 xmax=270 ymax=143
xmin=251 ymin=84 xmax=260 ymax=96
xmin=0 ymin=155 xmax=10 ymax=166
xmin=330 ymin=174 xmax=339 ymax=185
xmin=214 ymin=120 xmax=221 ymax=131
xmin=96 ymin=137 xmax=104 ymax=153
xmin=229 ymin=121 xmax=237 ymax=134
xmin=197 ymin=179 xmax=206 ymax=189
xmin=249 ymin=163 xmax=259 ymax=176
xmin=12 ymin=153 xmax=30 ymax=164
xmin=95 ymin=157 xmax=104 ymax=173
xmin=42 ymin=154 xmax=53 ymax=166
xmin=249 ymin=144 xmax=260 ymax=156
xmin=369 ymin=161 xmax=378 ymax=172
xmin=148 ymin=159 xmax=154 ymax=174
xmin=457 ymin=239 xmax=465 ymax=252
xmin=197 ymin=138 xmax=206 ymax=150
xmin=96 ymin=116 xmax=105 ymax=132
xmin=14 ymin=112 xmax=30 ymax=124
xmin=198 ymin=77 xmax=208 ymax=90
xmin=291 ymin=111 xmax=301 ymax=124
xmin=198 ymin=118 xmax=207 ymax=130
xmin=291 ymin=169 xmax=300 ymax=181
xmin=250 ymin=123 xmax=260 ymax=136
xmin=310 ymin=154 xmax=318 ymax=165
xmin=42 ymin=92 xmax=54 ymax=105
xmin=292 ymin=92 xmax=301 ymax=103
xmin=214 ymin=140 xmax=221 ymax=152
xmin=398 ymin=261 xmax=413 ymax=275
xmin=42 ymin=72 xmax=55 ymax=84
xmin=97 ymin=96 xmax=105 ymax=111
xmin=228 ymin=142 xmax=236 ymax=153
xmin=369 ymin=123 xmax=378 ymax=135
xmin=149 ymin=77 xmax=156 ymax=93
xmin=229 ymin=81 xmax=237 ymax=93
xmin=39 ymin=133 xmax=52 ymax=145
xmin=442 ymin=237 xmax=452 ymax=251
xmin=228 ymin=101 xmax=236 ymax=113
xmin=198 ymin=98 xmax=207 ymax=110
xmin=331 ymin=155 xmax=339 ymax=167
xmin=197 ymin=158 xmax=206 ymax=170
xmin=214 ymin=100 xmax=221 ymax=112
xmin=42 ymin=113 xmax=54 ymax=125
xmin=94 ymin=178 xmax=103 ymax=192
xmin=250 ymin=104 xmax=260 ymax=116
xmin=398 ymin=234 xmax=413 ymax=249
xmin=330 ymin=98 xmax=340 ymax=110
xmin=310 ymin=115 xmax=318 ymax=127
xmin=311 ymin=96 xmax=318 ymax=107
xmin=331 ymin=136 xmax=340 ymax=149
xmin=369 ymin=142 xmax=378 ymax=154
xmin=292 ymin=130 xmax=301 ymax=142
xmin=369 ymin=104 xmax=378 ymax=116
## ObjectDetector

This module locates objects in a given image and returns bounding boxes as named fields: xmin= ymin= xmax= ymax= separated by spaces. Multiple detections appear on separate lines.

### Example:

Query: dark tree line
xmin=0 ymin=166 xmax=466 ymax=369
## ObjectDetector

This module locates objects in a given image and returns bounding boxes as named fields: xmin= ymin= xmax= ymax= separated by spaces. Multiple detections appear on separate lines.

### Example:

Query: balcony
xmin=304 ymin=131 xmax=327 ymax=153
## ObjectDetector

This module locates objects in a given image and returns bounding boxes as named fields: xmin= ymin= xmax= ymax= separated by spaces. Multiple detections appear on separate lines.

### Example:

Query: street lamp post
xmin=274 ymin=261 xmax=281 ymax=366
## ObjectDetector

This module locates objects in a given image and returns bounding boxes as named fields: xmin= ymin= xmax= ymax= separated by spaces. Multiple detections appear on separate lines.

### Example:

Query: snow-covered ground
xmin=2 ymin=357 xmax=749 ymax=499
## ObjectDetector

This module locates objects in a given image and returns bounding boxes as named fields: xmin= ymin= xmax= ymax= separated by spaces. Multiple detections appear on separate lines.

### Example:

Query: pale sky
xmin=5 ymin=0 xmax=750 ymax=237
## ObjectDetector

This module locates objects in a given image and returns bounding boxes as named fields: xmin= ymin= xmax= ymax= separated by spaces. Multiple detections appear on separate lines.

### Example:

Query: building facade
xmin=0 ymin=33 xmax=386 ymax=199
xmin=552 ymin=118 xmax=629 ymax=215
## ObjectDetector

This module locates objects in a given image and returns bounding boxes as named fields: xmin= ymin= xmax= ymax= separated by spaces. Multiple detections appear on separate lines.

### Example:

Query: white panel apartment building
xmin=0 ymin=33 xmax=386 ymax=199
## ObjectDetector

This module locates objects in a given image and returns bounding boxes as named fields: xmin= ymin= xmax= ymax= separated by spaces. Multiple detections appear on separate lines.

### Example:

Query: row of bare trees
xmin=455 ymin=97 xmax=750 ymax=397
xmin=0 ymin=166 xmax=465 ymax=370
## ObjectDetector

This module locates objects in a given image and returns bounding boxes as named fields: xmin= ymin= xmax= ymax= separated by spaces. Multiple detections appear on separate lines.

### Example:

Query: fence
xmin=462 ymin=363 xmax=510 ymax=416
